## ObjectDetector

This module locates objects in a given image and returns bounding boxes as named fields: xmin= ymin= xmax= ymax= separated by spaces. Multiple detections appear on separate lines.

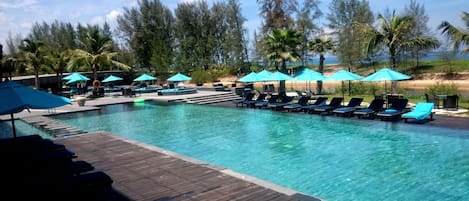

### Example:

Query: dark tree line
xmin=2 ymin=0 xmax=459 ymax=90
xmin=116 ymin=0 xmax=248 ymax=78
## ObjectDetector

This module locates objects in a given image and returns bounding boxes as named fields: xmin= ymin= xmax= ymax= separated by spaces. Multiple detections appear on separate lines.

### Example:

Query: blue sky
xmin=0 ymin=0 xmax=467 ymax=52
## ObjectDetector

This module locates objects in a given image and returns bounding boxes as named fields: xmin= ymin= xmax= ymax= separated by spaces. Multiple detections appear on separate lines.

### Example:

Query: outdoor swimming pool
xmin=0 ymin=120 xmax=50 ymax=139
xmin=52 ymin=102 xmax=469 ymax=201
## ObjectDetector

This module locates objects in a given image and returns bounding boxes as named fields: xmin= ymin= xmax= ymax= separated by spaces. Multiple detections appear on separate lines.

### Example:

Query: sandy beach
xmin=216 ymin=69 xmax=469 ymax=97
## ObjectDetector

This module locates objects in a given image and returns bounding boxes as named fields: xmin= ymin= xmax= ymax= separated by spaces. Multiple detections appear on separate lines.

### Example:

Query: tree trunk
xmin=93 ymin=65 xmax=98 ymax=80
xmin=34 ymin=68 xmax=40 ymax=89
xmin=316 ymin=54 xmax=325 ymax=94
xmin=279 ymin=59 xmax=286 ymax=94
xmin=56 ymin=72 xmax=61 ymax=93
xmin=390 ymin=52 xmax=397 ymax=94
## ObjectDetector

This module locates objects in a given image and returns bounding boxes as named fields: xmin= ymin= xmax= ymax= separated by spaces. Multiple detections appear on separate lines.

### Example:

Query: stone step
xmin=186 ymin=94 xmax=236 ymax=101
xmin=21 ymin=116 xmax=87 ymax=138
xmin=194 ymin=97 xmax=242 ymax=105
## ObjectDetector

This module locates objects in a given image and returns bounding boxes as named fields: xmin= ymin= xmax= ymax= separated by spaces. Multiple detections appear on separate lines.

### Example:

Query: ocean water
xmin=305 ymin=52 xmax=469 ymax=65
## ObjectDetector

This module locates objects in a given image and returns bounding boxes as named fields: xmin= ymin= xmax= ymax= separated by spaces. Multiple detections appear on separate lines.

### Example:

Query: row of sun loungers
xmin=0 ymin=135 xmax=114 ymax=200
xmin=234 ymin=93 xmax=435 ymax=123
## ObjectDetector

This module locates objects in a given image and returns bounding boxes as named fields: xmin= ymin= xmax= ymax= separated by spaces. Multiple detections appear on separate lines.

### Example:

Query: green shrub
xmin=190 ymin=68 xmax=211 ymax=85
xmin=424 ymin=82 xmax=460 ymax=97
xmin=347 ymin=82 xmax=381 ymax=96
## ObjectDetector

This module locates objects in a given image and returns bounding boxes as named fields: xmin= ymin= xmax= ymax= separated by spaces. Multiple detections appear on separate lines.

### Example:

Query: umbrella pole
xmin=342 ymin=81 xmax=345 ymax=106
xmin=10 ymin=113 xmax=16 ymax=138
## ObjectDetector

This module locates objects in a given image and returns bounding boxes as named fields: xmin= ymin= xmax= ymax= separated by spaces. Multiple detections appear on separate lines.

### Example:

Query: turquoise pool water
xmin=53 ymin=102 xmax=469 ymax=201
xmin=0 ymin=120 xmax=51 ymax=139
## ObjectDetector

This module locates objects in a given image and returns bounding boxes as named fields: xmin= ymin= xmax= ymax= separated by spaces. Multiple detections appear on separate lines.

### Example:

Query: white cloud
xmin=69 ymin=12 xmax=81 ymax=20
xmin=20 ymin=22 xmax=32 ymax=29
xmin=106 ymin=10 xmax=120 ymax=22
xmin=180 ymin=0 xmax=203 ymax=4
xmin=0 ymin=11 xmax=9 ymax=24
xmin=90 ymin=16 xmax=104 ymax=25
xmin=0 ymin=0 xmax=36 ymax=8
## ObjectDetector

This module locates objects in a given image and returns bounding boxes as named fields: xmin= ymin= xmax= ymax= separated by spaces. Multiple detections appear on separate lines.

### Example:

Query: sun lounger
xmin=332 ymin=97 xmax=364 ymax=117
xmin=376 ymin=98 xmax=409 ymax=121
xmin=255 ymin=95 xmax=279 ymax=108
xmin=267 ymin=96 xmax=295 ymax=110
xmin=311 ymin=97 xmax=344 ymax=114
xmin=353 ymin=98 xmax=385 ymax=119
xmin=402 ymin=102 xmax=435 ymax=123
xmin=242 ymin=93 xmax=267 ymax=108
xmin=233 ymin=92 xmax=255 ymax=107
xmin=283 ymin=96 xmax=310 ymax=112
xmin=11 ymin=171 xmax=114 ymax=201
xmin=302 ymin=97 xmax=328 ymax=113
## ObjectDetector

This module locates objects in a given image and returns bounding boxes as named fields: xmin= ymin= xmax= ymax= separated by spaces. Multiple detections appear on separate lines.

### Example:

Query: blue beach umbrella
xmin=0 ymin=81 xmax=71 ymax=137
xmin=267 ymin=71 xmax=293 ymax=81
xmin=102 ymin=75 xmax=123 ymax=83
xmin=237 ymin=72 xmax=261 ymax=83
xmin=63 ymin=73 xmax=90 ymax=84
xmin=327 ymin=70 xmax=363 ymax=102
xmin=293 ymin=68 xmax=326 ymax=81
xmin=63 ymin=72 xmax=90 ymax=81
xmin=361 ymin=67 xmax=411 ymax=93
xmin=258 ymin=70 xmax=292 ymax=81
xmin=327 ymin=70 xmax=363 ymax=81
xmin=256 ymin=70 xmax=274 ymax=81
xmin=361 ymin=67 xmax=411 ymax=82
xmin=293 ymin=68 xmax=327 ymax=92
xmin=167 ymin=73 xmax=191 ymax=82
xmin=133 ymin=73 xmax=157 ymax=82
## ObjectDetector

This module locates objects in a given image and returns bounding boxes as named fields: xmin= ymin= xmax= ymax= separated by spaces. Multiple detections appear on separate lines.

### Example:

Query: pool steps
xmin=21 ymin=116 xmax=87 ymax=138
xmin=170 ymin=92 xmax=242 ymax=105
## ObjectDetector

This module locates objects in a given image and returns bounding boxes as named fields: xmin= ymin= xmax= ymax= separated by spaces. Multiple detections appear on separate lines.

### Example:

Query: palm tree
xmin=2 ymin=56 xmax=22 ymax=81
xmin=19 ymin=39 xmax=45 ymax=88
xmin=309 ymin=37 xmax=335 ymax=94
xmin=265 ymin=29 xmax=300 ymax=94
xmin=71 ymin=28 xmax=129 ymax=81
xmin=44 ymin=48 xmax=71 ymax=91
xmin=360 ymin=11 xmax=439 ymax=93
xmin=439 ymin=11 xmax=469 ymax=54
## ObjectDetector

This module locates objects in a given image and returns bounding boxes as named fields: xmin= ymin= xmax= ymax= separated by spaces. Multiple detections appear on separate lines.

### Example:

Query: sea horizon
xmin=305 ymin=51 xmax=469 ymax=65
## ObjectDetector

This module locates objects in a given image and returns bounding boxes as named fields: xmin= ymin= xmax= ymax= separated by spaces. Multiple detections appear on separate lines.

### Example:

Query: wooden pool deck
xmin=54 ymin=132 xmax=319 ymax=201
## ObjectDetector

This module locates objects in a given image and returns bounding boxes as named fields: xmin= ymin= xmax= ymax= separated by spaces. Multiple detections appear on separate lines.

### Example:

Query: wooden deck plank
xmin=54 ymin=132 xmax=315 ymax=201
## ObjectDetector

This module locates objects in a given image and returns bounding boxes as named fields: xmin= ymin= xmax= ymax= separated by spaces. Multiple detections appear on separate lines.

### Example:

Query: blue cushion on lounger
xmin=402 ymin=102 xmax=434 ymax=120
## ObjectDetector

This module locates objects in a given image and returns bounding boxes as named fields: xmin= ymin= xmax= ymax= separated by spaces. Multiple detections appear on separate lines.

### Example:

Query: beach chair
xmin=402 ymin=102 xmax=435 ymax=123
xmin=332 ymin=97 xmax=364 ymax=117
xmin=255 ymin=95 xmax=279 ymax=108
xmin=353 ymin=98 xmax=385 ymax=119
xmin=267 ymin=96 xmax=294 ymax=110
xmin=242 ymin=93 xmax=267 ymax=108
xmin=311 ymin=97 xmax=344 ymax=115
xmin=302 ymin=97 xmax=328 ymax=113
xmin=232 ymin=92 xmax=255 ymax=107
xmin=376 ymin=98 xmax=409 ymax=121
xmin=283 ymin=96 xmax=310 ymax=112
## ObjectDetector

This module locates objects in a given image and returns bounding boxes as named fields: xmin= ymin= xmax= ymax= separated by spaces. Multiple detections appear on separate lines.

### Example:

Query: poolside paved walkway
xmin=55 ymin=132 xmax=317 ymax=201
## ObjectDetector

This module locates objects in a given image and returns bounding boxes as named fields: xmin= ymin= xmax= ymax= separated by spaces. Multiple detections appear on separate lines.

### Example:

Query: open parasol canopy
xmin=361 ymin=67 xmax=411 ymax=93
xmin=167 ymin=73 xmax=191 ymax=82
xmin=133 ymin=73 xmax=157 ymax=82
xmin=102 ymin=75 xmax=123 ymax=83
xmin=0 ymin=81 xmax=71 ymax=137
xmin=237 ymin=72 xmax=261 ymax=83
